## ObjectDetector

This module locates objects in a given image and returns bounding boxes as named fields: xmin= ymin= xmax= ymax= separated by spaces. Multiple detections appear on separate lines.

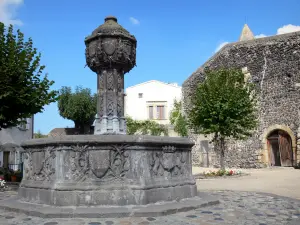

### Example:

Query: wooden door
xmin=267 ymin=139 xmax=275 ymax=166
xmin=279 ymin=132 xmax=293 ymax=167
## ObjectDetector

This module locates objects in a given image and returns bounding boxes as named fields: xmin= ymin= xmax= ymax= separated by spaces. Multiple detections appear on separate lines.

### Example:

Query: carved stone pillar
xmin=95 ymin=69 xmax=126 ymax=134
xmin=85 ymin=16 xmax=136 ymax=134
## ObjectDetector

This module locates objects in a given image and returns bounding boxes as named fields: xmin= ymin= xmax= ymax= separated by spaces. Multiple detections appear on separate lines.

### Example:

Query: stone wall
xmin=183 ymin=31 xmax=300 ymax=168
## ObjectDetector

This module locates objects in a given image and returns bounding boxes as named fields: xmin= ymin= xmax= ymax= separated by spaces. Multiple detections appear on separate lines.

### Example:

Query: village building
xmin=0 ymin=117 xmax=34 ymax=171
xmin=183 ymin=25 xmax=300 ymax=168
xmin=125 ymin=80 xmax=182 ymax=136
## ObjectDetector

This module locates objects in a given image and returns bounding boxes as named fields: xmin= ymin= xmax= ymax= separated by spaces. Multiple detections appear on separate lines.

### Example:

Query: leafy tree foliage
xmin=0 ymin=23 xmax=58 ymax=129
xmin=57 ymin=86 xmax=97 ymax=134
xmin=169 ymin=100 xmax=188 ymax=137
xmin=34 ymin=130 xmax=48 ymax=138
xmin=187 ymin=69 xmax=258 ymax=169
xmin=126 ymin=116 xmax=168 ymax=136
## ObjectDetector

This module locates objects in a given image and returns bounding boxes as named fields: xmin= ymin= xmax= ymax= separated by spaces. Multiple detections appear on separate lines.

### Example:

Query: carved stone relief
xmin=25 ymin=146 xmax=56 ymax=181
xmin=106 ymin=93 xmax=114 ymax=117
xmin=149 ymin=146 xmax=187 ymax=177
xmin=107 ymin=71 xmax=114 ymax=91
xmin=90 ymin=145 xmax=130 ymax=181
xmin=24 ymin=145 xmax=131 ymax=182
xmin=117 ymin=95 xmax=123 ymax=117
xmin=64 ymin=144 xmax=131 ymax=182
xmin=117 ymin=73 xmax=122 ymax=92
xmin=98 ymin=95 xmax=104 ymax=117
xmin=65 ymin=145 xmax=90 ymax=182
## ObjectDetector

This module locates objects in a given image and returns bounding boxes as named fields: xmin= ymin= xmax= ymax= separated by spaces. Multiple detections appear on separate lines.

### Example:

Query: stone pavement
xmin=193 ymin=167 xmax=300 ymax=200
xmin=1 ymin=190 xmax=300 ymax=225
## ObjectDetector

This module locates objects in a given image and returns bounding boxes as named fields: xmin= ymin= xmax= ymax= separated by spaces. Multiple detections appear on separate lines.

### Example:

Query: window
xmin=18 ymin=118 xmax=27 ymax=130
xmin=156 ymin=106 xmax=165 ymax=120
xmin=138 ymin=93 xmax=143 ymax=98
xmin=17 ymin=118 xmax=31 ymax=130
xmin=148 ymin=106 xmax=154 ymax=119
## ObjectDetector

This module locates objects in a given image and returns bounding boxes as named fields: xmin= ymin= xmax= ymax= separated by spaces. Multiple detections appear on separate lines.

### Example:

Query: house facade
xmin=125 ymin=80 xmax=182 ymax=136
xmin=0 ymin=117 xmax=34 ymax=170
xmin=183 ymin=25 xmax=300 ymax=168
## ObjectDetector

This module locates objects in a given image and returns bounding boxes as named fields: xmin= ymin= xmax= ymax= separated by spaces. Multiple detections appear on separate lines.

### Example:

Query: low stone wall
xmin=19 ymin=135 xmax=197 ymax=206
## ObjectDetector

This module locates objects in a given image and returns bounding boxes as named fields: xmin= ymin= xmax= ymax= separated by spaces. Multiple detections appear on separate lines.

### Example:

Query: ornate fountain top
xmin=85 ymin=16 xmax=136 ymax=43
xmin=85 ymin=16 xmax=137 ymax=73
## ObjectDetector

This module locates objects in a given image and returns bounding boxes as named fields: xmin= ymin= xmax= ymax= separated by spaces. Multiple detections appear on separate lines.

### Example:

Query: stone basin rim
xmin=21 ymin=134 xmax=194 ymax=147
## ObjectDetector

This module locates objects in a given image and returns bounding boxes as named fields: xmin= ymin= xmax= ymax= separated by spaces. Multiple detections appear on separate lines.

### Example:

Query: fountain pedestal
xmin=18 ymin=135 xmax=197 ymax=206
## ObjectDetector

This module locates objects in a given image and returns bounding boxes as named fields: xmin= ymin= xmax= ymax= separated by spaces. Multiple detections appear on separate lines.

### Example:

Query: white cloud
xmin=215 ymin=41 xmax=229 ymax=52
xmin=215 ymin=24 xmax=300 ymax=54
xmin=129 ymin=17 xmax=140 ymax=25
xmin=255 ymin=34 xmax=267 ymax=38
xmin=277 ymin=24 xmax=300 ymax=35
xmin=0 ymin=0 xmax=23 ymax=26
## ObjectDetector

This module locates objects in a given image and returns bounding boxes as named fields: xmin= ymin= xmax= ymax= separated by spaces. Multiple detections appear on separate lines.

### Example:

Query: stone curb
xmin=0 ymin=193 xmax=219 ymax=218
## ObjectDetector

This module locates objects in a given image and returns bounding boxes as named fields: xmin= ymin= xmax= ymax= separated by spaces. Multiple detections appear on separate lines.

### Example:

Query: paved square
xmin=1 ymin=190 xmax=300 ymax=225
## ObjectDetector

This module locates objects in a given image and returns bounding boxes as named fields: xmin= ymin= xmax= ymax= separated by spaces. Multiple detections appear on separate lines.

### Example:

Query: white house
xmin=0 ymin=117 xmax=34 ymax=170
xmin=125 ymin=80 xmax=182 ymax=136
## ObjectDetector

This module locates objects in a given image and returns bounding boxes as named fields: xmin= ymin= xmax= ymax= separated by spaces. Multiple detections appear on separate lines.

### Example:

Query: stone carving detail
xmin=102 ymin=38 xmax=117 ymax=56
xmin=107 ymin=71 xmax=114 ymax=91
xmin=99 ymin=74 xmax=104 ymax=89
xmin=25 ymin=147 xmax=56 ymax=181
xmin=117 ymin=95 xmax=123 ymax=117
xmin=107 ymin=94 xmax=114 ymax=117
xmin=24 ymin=150 xmax=33 ymax=180
xmin=60 ymin=144 xmax=131 ymax=182
xmin=150 ymin=146 xmax=187 ymax=177
xmin=66 ymin=145 xmax=90 ymax=181
xmin=90 ymin=145 xmax=130 ymax=180
xmin=117 ymin=73 xmax=122 ymax=92
xmin=98 ymin=94 xmax=104 ymax=117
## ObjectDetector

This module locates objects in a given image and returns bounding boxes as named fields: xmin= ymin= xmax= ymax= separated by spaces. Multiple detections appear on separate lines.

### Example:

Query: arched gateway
xmin=262 ymin=125 xmax=296 ymax=167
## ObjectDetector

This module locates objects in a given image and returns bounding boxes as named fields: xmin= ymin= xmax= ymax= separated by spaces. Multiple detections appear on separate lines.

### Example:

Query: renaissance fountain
xmin=0 ymin=16 xmax=218 ymax=217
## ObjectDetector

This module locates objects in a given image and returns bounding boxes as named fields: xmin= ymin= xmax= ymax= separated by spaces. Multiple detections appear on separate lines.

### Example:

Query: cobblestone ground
xmin=1 ymin=190 xmax=300 ymax=225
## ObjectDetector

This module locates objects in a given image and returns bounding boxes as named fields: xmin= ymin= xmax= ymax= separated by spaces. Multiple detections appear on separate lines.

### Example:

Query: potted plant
xmin=10 ymin=170 xmax=19 ymax=182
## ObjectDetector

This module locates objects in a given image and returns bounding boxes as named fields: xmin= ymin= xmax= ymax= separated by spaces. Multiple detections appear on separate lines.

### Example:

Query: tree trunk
xmin=74 ymin=121 xmax=84 ymax=134
xmin=220 ymin=136 xmax=225 ymax=170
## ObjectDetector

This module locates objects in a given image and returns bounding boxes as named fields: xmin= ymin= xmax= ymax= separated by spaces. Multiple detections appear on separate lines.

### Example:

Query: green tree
xmin=126 ymin=116 xmax=168 ymax=136
xmin=187 ymin=69 xmax=258 ymax=169
xmin=169 ymin=100 xmax=188 ymax=137
xmin=0 ymin=23 xmax=58 ymax=129
xmin=57 ymin=86 xmax=97 ymax=134
xmin=34 ymin=130 xmax=48 ymax=138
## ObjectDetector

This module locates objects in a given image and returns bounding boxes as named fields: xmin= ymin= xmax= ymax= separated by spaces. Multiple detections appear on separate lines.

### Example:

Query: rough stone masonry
xmin=182 ymin=30 xmax=300 ymax=168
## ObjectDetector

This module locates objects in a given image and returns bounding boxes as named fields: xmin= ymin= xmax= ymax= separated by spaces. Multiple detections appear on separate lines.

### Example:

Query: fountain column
xmin=85 ymin=16 xmax=136 ymax=134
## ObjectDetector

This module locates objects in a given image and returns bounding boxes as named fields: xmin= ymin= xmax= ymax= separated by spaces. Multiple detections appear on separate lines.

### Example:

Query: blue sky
xmin=1 ymin=0 xmax=300 ymax=134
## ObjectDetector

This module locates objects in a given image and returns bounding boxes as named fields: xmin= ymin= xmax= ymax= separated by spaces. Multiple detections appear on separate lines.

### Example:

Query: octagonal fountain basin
xmin=18 ymin=135 xmax=197 ymax=206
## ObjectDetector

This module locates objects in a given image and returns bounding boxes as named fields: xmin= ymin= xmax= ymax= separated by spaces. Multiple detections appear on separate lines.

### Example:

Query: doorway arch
xmin=262 ymin=125 xmax=296 ymax=167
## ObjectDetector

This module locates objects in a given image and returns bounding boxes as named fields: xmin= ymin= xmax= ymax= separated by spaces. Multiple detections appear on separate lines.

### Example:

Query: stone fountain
xmin=0 ymin=16 xmax=218 ymax=218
